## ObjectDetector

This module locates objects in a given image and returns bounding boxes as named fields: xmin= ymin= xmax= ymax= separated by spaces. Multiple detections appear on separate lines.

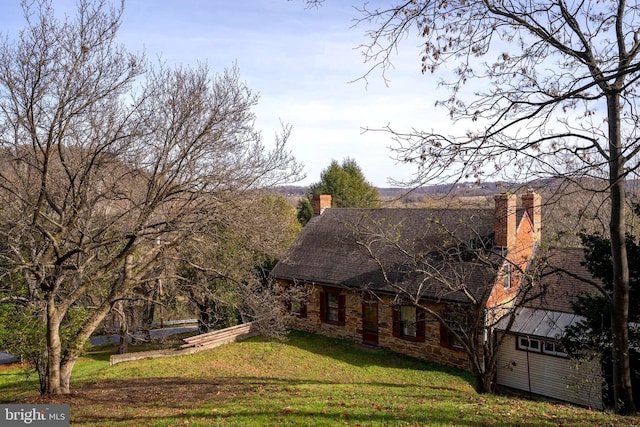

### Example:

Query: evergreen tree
xmin=563 ymin=231 xmax=640 ymax=407
xmin=297 ymin=158 xmax=380 ymax=225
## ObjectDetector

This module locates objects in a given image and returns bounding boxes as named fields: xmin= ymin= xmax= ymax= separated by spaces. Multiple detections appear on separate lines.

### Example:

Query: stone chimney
xmin=494 ymin=192 xmax=517 ymax=250
xmin=521 ymin=191 xmax=542 ymax=244
xmin=313 ymin=194 xmax=331 ymax=215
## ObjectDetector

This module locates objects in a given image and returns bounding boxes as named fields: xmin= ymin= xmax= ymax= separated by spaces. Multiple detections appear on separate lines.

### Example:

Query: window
xmin=543 ymin=340 xmax=567 ymax=357
xmin=284 ymin=286 xmax=307 ymax=318
xmin=320 ymin=288 xmax=345 ymax=325
xmin=326 ymin=293 xmax=340 ymax=322
xmin=516 ymin=335 xmax=567 ymax=358
xmin=504 ymin=263 xmax=511 ymax=289
xmin=440 ymin=310 xmax=467 ymax=350
xmin=291 ymin=299 xmax=302 ymax=315
xmin=289 ymin=296 xmax=307 ymax=318
xmin=400 ymin=306 xmax=417 ymax=337
xmin=448 ymin=327 xmax=464 ymax=350
xmin=393 ymin=305 xmax=425 ymax=342
xmin=517 ymin=336 xmax=540 ymax=351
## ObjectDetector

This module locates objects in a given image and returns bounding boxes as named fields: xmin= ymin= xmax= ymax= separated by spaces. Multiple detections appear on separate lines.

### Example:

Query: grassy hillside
xmin=0 ymin=331 xmax=634 ymax=426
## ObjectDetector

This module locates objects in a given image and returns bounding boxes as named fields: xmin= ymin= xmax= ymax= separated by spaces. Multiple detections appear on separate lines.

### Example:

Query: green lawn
xmin=0 ymin=331 xmax=635 ymax=426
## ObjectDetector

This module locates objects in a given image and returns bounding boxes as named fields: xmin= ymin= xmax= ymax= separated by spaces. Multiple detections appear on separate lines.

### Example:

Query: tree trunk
xmin=117 ymin=320 xmax=129 ymax=354
xmin=142 ymin=285 xmax=156 ymax=341
xmin=469 ymin=332 xmax=497 ymax=395
xmin=197 ymin=301 xmax=211 ymax=333
xmin=607 ymin=92 xmax=635 ymax=415
xmin=58 ymin=357 xmax=77 ymax=394
xmin=471 ymin=356 xmax=494 ymax=394
xmin=45 ymin=294 xmax=64 ymax=395
xmin=43 ymin=258 xmax=132 ymax=395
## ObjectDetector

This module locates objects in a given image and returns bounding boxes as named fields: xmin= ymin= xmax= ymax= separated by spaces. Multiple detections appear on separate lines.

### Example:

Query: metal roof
xmin=497 ymin=307 xmax=584 ymax=339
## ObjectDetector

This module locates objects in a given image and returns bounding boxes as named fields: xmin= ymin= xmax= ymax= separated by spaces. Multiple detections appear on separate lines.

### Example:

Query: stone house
xmin=271 ymin=192 xmax=541 ymax=371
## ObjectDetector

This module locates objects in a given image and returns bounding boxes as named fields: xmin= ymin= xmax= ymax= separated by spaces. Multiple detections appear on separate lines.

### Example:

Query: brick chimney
xmin=494 ymin=192 xmax=516 ymax=250
xmin=521 ymin=191 xmax=541 ymax=244
xmin=313 ymin=194 xmax=331 ymax=215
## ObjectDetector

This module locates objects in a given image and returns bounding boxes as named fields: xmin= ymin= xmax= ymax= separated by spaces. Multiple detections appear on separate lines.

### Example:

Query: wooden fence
xmin=109 ymin=322 xmax=260 ymax=366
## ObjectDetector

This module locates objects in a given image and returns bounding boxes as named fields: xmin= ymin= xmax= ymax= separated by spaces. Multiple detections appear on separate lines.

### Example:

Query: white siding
xmin=496 ymin=333 xmax=602 ymax=409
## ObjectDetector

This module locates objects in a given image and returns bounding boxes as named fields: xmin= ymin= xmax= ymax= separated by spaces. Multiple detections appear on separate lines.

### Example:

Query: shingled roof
xmin=496 ymin=247 xmax=601 ymax=337
xmin=526 ymin=246 xmax=603 ymax=313
xmin=271 ymin=207 xmax=502 ymax=303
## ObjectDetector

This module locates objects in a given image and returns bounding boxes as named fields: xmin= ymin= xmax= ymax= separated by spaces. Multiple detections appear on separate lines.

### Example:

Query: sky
xmin=0 ymin=0 xmax=458 ymax=188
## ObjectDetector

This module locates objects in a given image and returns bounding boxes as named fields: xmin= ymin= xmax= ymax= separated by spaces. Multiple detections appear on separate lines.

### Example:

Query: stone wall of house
xmin=376 ymin=295 xmax=469 ymax=370
xmin=280 ymin=281 xmax=470 ymax=371
xmin=288 ymin=284 xmax=361 ymax=343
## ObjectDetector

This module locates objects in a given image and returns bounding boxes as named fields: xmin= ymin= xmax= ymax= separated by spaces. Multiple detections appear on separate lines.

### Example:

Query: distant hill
xmin=274 ymin=181 xmax=518 ymax=200
xmin=275 ymin=178 xmax=640 ymax=200
xmin=273 ymin=178 xmax=640 ymax=246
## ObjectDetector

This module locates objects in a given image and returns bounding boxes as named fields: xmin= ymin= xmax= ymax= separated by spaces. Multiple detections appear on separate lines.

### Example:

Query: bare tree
xmin=307 ymin=0 xmax=639 ymax=414
xmin=176 ymin=193 xmax=301 ymax=335
xmin=0 ymin=0 xmax=301 ymax=395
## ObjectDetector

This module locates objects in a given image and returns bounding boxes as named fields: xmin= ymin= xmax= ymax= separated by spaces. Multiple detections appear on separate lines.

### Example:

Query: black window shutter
xmin=439 ymin=321 xmax=449 ymax=347
xmin=416 ymin=309 xmax=426 ymax=342
xmin=319 ymin=292 xmax=326 ymax=322
xmin=300 ymin=301 xmax=307 ymax=318
xmin=392 ymin=307 xmax=400 ymax=338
